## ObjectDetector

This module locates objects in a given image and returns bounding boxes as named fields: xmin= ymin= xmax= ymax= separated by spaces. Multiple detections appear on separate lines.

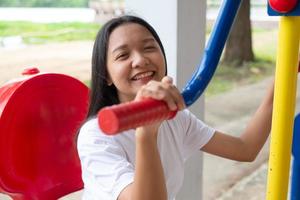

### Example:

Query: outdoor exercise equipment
xmin=269 ymin=0 xmax=298 ymax=13
xmin=291 ymin=113 xmax=300 ymax=200
xmin=97 ymin=0 xmax=300 ymax=199
xmin=98 ymin=0 xmax=243 ymax=134
xmin=266 ymin=0 xmax=300 ymax=199
xmin=0 ymin=68 xmax=89 ymax=199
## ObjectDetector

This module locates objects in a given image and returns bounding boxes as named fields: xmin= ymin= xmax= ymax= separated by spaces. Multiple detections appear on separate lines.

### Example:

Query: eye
xmin=144 ymin=46 xmax=156 ymax=52
xmin=115 ymin=52 xmax=128 ymax=60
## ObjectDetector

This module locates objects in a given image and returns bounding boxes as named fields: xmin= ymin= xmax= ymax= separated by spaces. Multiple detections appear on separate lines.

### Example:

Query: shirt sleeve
xmin=77 ymin=119 xmax=134 ymax=200
xmin=178 ymin=110 xmax=215 ymax=161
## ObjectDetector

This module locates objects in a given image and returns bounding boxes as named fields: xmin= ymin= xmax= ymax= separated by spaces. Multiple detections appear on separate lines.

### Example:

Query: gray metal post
xmin=124 ymin=0 xmax=207 ymax=199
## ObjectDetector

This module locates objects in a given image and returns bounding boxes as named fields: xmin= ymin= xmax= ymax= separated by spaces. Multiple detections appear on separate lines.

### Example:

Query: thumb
xmin=162 ymin=76 xmax=173 ymax=84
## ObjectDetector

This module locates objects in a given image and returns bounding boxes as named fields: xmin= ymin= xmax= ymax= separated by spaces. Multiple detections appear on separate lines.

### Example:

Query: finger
xmin=135 ymin=80 xmax=160 ymax=101
xmin=154 ymin=83 xmax=179 ymax=111
xmin=153 ymin=80 xmax=177 ymax=110
xmin=134 ymin=87 xmax=144 ymax=101
xmin=168 ymin=86 xmax=186 ymax=110
xmin=162 ymin=83 xmax=185 ymax=111
xmin=136 ymin=80 xmax=180 ymax=111
xmin=135 ymin=85 xmax=151 ymax=101
xmin=161 ymin=78 xmax=185 ymax=110
xmin=144 ymin=84 xmax=178 ymax=111
xmin=162 ymin=76 xmax=173 ymax=84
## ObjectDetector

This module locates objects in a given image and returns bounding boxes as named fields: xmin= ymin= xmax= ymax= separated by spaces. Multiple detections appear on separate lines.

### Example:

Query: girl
xmin=77 ymin=15 xmax=274 ymax=200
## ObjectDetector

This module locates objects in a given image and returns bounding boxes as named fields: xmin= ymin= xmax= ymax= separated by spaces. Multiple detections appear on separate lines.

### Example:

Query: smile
xmin=132 ymin=71 xmax=154 ymax=80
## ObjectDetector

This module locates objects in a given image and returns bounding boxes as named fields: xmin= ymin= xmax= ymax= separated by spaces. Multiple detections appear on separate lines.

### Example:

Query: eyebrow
xmin=143 ymin=38 xmax=156 ymax=43
xmin=111 ymin=38 xmax=156 ymax=54
xmin=112 ymin=44 xmax=127 ymax=54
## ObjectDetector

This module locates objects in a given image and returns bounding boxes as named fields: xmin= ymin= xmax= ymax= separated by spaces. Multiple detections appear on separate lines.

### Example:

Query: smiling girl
xmin=77 ymin=15 xmax=274 ymax=200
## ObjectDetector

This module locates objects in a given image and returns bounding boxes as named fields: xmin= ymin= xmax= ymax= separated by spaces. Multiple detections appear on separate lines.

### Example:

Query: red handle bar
xmin=98 ymin=98 xmax=177 ymax=135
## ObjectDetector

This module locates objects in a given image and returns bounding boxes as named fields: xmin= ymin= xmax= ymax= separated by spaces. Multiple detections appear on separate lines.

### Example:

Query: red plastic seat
xmin=0 ymin=71 xmax=89 ymax=200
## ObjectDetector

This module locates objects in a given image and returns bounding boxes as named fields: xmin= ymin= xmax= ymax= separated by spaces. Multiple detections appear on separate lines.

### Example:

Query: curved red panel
xmin=0 ymin=73 xmax=89 ymax=199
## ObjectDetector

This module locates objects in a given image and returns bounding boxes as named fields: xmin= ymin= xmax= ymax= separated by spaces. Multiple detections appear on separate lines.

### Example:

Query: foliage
xmin=0 ymin=0 xmax=89 ymax=7
xmin=0 ymin=21 xmax=100 ymax=44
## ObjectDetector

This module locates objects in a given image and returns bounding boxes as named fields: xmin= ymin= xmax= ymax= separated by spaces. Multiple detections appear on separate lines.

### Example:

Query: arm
xmin=118 ymin=76 xmax=185 ymax=200
xmin=201 ymin=81 xmax=274 ymax=162
xmin=118 ymin=129 xmax=167 ymax=200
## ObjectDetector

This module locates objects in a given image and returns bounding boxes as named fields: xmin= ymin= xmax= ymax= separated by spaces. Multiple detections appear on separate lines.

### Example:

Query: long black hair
xmin=86 ymin=15 xmax=167 ymax=119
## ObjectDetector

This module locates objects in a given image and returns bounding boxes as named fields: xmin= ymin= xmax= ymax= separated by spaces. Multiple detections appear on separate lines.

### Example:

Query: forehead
xmin=108 ymin=23 xmax=156 ymax=50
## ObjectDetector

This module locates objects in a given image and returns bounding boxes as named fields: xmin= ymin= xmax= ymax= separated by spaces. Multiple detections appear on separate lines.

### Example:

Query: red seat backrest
xmin=0 ymin=73 xmax=89 ymax=200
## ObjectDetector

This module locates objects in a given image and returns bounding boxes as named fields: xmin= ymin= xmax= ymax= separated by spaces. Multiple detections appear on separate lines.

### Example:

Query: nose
xmin=131 ymin=52 xmax=149 ymax=68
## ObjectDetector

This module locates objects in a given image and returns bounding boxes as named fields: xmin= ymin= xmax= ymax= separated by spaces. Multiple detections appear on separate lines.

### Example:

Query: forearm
xmin=240 ymin=82 xmax=274 ymax=160
xmin=202 ymin=82 xmax=274 ymax=162
xmin=131 ymin=130 xmax=167 ymax=200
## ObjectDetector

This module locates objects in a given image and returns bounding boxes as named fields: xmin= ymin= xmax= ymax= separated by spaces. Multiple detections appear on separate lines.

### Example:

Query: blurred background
xmin=0 ymin=0 xmax=277 ymax=95
xmin=0 ymin=0 xmax=282 ymax=200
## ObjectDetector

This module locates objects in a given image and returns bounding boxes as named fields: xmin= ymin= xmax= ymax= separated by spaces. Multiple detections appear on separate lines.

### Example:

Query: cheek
xmin=107 ymin=62 xmax=122 ymax=80
xmin=158 ymin=59 xmax=167 ymax=76
xmin=154 ymin=54 xmax=166 ymax=74
xmin=109 ymin=68 xmax=129 ymax=86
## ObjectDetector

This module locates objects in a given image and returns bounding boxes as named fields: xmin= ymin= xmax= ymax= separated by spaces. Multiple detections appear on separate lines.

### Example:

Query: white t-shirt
xmin=77 ymin=109 xmax=215 ymax=200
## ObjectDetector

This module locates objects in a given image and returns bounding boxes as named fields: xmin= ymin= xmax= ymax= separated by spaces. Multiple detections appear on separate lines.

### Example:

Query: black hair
xmin=86 ymin=15 xmax=167 ymax=119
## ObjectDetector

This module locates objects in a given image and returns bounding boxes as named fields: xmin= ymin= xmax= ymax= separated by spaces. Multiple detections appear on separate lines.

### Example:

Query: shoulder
xmin=77 ymin=117 xmax=111 ymax=148
xmin=170 ymin=109 xmax=200 ymax=127
xmin=77 ymin=117 xmax=134 ymax=149
xmin=160 ymin=109 xmax=199 ymax=137
xmin=171 ymin=109 xmax=190 ymax=122
xmin=79 ymin=117 xmax=114 ymax=138
xmin=167 ymin=109 xmax=214 ymax=137
xmin=80 ymin=117 xmax=99 ymax=133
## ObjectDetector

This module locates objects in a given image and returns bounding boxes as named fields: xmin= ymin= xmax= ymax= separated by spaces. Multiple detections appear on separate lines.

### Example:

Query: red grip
xmin=98 ymin=99 xmax=177 ymax=135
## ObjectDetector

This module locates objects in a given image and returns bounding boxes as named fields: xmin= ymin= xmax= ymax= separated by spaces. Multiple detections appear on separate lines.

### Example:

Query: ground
xmin=0 ymin=41 xmax=298 ymax=200
xmin=0 ymin=41 xmax=93 ymax=86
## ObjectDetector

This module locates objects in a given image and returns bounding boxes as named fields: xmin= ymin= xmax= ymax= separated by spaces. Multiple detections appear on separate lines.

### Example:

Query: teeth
xmin=133 ymin=72 xmax=154 ymax=80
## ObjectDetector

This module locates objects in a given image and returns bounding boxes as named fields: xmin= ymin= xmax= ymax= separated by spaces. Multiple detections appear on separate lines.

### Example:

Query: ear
xmin=107 ymin=76 xmax=113 ymax=86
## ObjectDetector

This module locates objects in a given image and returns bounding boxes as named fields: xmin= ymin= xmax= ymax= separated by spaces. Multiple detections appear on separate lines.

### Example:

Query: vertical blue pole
xmin=291 ymin=160 xmax=300 ymax=200
xmin=291 ymin=114 xmax=300 ymax=199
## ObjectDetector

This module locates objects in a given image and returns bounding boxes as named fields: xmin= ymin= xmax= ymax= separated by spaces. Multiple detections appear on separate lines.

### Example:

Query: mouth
xmin=131 ymin=71 xmax=155 ymax=81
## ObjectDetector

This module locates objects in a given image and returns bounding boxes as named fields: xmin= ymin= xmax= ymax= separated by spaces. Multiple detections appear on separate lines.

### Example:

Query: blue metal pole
xmin=291 ymin=159 xmax=300 ymax=200
xmin=182 ymin=0 xmax=242 ymax=106
xmin=291 ymin=113 xmax=300 ymax=199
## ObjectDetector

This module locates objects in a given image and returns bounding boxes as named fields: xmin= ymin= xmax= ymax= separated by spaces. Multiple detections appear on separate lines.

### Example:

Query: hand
xmin=135 ymin=76 xmax=186 ymax=137
xmin=135 ymin=76 xmax=185 ymax=111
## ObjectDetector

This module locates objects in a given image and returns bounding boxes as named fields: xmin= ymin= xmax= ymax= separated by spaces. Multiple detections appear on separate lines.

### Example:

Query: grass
xmin=205 ymin=28 xmax=277 ymax=96
xmin=206 ymin=59 xmax=275 ymax=96
xmin=0 ymin=21 xmax=100 ymax=44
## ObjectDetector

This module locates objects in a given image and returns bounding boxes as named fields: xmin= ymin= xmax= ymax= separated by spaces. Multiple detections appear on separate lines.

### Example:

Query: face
xmin=106 ymin=23 xmax=166 ymax=103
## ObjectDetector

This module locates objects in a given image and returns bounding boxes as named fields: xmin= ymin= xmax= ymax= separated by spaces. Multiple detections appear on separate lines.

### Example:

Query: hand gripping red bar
xmin=98 ymin=98 xmax=177 ymax=135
